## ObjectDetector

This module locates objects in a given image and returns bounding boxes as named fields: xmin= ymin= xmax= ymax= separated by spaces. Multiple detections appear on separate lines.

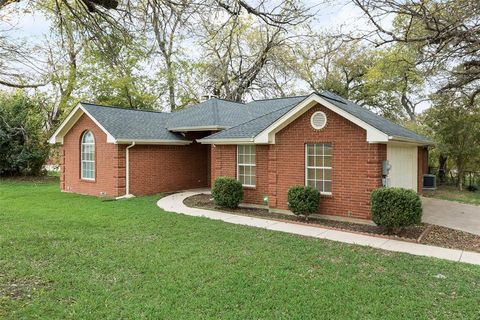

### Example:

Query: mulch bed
xmin=422 ymin=225 xmax=480 ymax=252
xmin=184 ymin=193 xmax=480 ymax=253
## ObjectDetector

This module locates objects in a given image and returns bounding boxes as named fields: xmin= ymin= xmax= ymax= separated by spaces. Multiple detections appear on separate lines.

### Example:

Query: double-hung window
xmin=237 ymin=145 xmax=256 ymax=187
xmin=305 ymin=143 xmax=332 ymax=194
xmin=81 ymin=131 xmax=95 ymax=180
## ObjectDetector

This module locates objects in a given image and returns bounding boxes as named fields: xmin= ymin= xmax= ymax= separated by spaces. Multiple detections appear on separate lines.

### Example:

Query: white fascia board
xmin=254 ymin=93 xmax=389 ymax=144
xmin=197 ymin=138 xmax=255 ymax=145
xmin=167 ymin=125 xmax=227 ymax=132
xmin=388 ymin=136 xmax=435 ymax=146
xmin=48 ymin=103 xmax=116 ymax=144
xmin=48 ymin=103 xmax=83 ymax=144
xmin=80 ymin=105 xmax=116 ymax=143
xmin=115 ymin=139 xmax=192 ymax=145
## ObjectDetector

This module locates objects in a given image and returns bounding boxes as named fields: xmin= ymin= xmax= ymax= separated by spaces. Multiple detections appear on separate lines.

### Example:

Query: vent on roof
xmin=311 ymin=111 xmax=327 ymax=130
xmin=200 ymin=94 xmax=218 ymax=102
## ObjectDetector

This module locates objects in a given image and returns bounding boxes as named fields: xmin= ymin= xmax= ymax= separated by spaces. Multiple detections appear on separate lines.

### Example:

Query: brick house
xmin=49 ymin=92 xmax=432 ymax=220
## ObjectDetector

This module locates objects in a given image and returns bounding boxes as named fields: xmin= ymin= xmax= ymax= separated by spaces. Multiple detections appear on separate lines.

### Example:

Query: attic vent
xmin=311 ymin=111 xmax=327 ymax=130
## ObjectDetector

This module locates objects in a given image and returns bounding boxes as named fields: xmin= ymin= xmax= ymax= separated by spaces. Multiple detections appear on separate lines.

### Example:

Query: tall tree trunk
xmin=166 ymin=59 xmax=176 ymax=111
xmin=45 ymin=25 xmax=78 ymax=131
xmin=438 ymin=154 xmax=447 ymax=184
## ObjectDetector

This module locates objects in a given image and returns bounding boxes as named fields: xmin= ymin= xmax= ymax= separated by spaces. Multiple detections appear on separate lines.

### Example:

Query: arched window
xmin=81 ymin=131 xmax=95 ymax=180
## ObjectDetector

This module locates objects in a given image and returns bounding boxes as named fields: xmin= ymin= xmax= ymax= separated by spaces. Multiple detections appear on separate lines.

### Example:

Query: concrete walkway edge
xmin=157 ymin=190 xmax=480 ymax=266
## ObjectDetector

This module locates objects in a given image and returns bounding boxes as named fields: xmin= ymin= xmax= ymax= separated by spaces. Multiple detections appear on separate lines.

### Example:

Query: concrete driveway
xmin=422 ymin=197 xmax=480 ymax=235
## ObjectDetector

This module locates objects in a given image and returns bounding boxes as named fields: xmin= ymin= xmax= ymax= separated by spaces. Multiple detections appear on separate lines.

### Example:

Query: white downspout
xmin=117 ymin=142 xmax=135 ymax=199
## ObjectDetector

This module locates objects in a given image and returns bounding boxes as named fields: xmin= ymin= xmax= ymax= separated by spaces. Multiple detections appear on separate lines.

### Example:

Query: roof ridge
xmin=247 ymin=95 xmax=308 ymax=103
xmin=210 ymin=97 xmax=246 ymax=104
xmin=80 ymin=102 xmax=166 ymax=114
xmin=317 ymin=91 xmax=347 ymax=105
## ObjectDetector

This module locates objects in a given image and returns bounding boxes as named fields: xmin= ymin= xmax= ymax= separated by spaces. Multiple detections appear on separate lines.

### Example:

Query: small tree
xmin=211 ymin=177 xmax=243 ymax=209
xmin=287 ymin=185 xmax=320 ymax=220
xmin=371 ymin=187 xmax=422 ymax=233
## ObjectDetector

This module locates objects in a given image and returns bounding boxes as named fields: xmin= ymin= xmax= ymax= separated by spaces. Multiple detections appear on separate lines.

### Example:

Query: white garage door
xmin=387 ymin=145 xmax=418 ymax=191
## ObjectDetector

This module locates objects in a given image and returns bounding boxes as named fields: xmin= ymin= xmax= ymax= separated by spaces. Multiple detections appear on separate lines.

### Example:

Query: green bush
xmin=212 ymin=177 xmax=243 ymax=209
xmin=371 ymin=187 xmax=422 ymax=232
xmin=287 ymin=185 xmax=320 ymax=219
xmin=0 ymin=91 xmax=49 ymax=176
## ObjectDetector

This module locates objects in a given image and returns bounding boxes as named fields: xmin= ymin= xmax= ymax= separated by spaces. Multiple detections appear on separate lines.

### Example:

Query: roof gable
xmin=49 ymin=103 xmax=190 ymax=145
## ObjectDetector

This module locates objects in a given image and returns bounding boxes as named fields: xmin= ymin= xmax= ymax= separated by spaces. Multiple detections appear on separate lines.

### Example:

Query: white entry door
xmin=387 ymin=145 xmax=418 ymax=191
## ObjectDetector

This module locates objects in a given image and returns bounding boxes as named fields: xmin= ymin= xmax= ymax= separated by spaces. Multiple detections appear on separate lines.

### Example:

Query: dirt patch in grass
xmin=184 ymin=193 xmax=480 ymax=252
xmin=0 ymin=275 xmax=51 ymax=301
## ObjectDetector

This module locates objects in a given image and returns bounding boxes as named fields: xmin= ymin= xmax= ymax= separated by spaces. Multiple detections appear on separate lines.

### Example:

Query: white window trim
xmin=81 ymin=131 xmax=95 ymax=181
xmin=237 ymin=145 xmax=256 ymax=187
xmin=305 ymin=144 xmax=332 ymax=195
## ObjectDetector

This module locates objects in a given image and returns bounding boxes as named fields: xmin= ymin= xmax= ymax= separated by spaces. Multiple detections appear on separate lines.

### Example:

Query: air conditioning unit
xmin=423 ymin=174 xmax=436 ymax=191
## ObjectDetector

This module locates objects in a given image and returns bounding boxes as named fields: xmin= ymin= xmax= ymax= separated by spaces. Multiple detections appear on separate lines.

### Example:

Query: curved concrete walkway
xmin=157 ymin=190 xmax=480 ymax=266
xmin=422 ymin=197 xmax=480 ymax=235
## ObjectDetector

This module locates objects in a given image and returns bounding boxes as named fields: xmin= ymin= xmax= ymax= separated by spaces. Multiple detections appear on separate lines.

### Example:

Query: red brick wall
xmin=274 ymin=104 xmax=386 ymax=219
xmin=129 ymin=139 xmax=209 ymax=195
xmin=210 ymin=145 xmax=269 ymax=206
xmin=62 ymin=117 xmax=210 ymax=197
xmin=211 ymin=103 xmax=387 ymax=220
xmin=210 ymin=144 xmax=236 ymax=184
xmin=61 ymin=114 xmax=126 ymax=197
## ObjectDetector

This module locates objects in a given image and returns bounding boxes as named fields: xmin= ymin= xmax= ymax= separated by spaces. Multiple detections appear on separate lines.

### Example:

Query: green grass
xmin=427 ymin=185 xmax=480 ymax=205
xmin=1 ymin=179 xmax=479 ymax=319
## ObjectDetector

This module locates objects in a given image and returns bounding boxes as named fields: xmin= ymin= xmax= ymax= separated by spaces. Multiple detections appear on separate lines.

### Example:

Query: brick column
xmin=60 ymin=146 xmax=65 ymax=191
xmin=114 ymin=145 xmax=126 ymax=196
xmin=365 ymin=143 xmax=387 ymax=218
xmin=267 ymin=144 xmax=278 ymax=208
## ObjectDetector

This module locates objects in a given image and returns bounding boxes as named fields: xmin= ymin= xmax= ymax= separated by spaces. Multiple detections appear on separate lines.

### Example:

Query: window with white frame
xmin=81 ymin=131 xmax=95 ymax=180
xmin=306 ymin=144 xmax=332 ymax=194
xmin=237 ymin=145 xmax=256 ymax=187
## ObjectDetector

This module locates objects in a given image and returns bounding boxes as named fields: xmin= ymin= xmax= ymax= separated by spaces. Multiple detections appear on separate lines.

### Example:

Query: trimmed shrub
xmin=287 ymin=185 xmax=320 ymax=219
xmin=371 ymin=187 xmax=422 ymax=232
xmin=212 ymin=177 xmax=243 ymax=209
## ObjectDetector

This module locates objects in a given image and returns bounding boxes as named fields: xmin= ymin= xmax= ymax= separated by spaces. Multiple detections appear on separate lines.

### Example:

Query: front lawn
xmin=1 ymin=179 xmax=479 ymax=319
xmin=425 ymin=184 xmax=480 ymax=205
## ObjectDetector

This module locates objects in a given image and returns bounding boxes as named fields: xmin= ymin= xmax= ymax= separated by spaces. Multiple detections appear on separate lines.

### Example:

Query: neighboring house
xmin=49 ymin=92 xmax=433 ymax=220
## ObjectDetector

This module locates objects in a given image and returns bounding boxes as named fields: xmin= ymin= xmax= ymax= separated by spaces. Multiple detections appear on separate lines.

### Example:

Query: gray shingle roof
xmin=81 ymin=103 xmax=187 ymax=141
xmin=166 ymin=96 xmax=306 ymax=129
xmin=201 ymin=92 xmax=432 ymax=144
xmin=166 ymin=98 xmax=249 ymax=129
xmin=202 ymin=98 xmax=305 ymax=140
xmin=80 ymin=92 xmax=431 ymax=144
